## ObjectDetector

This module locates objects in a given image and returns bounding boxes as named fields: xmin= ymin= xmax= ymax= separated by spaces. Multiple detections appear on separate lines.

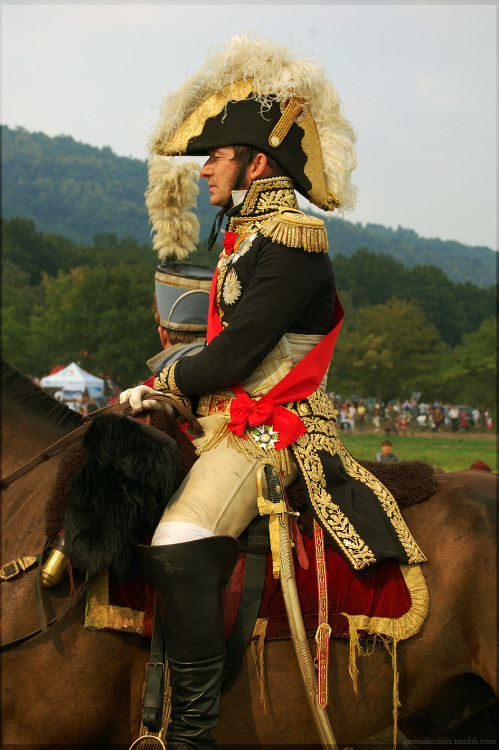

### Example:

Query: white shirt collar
xmin=231 ymin=189 xmax=247 ymax=207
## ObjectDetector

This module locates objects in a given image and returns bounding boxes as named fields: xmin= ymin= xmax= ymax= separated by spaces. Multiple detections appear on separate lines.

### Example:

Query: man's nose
xmin=200 ymin=159 xmax=213 ymax=178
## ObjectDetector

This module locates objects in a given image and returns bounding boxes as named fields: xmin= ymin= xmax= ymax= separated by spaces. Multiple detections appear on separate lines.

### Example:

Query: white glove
xmin=119 ymin=385 xmax=173 ymax=415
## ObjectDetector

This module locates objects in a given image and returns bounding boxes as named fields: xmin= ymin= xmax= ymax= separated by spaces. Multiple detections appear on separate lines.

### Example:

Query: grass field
xmin=340 ymin=429 xmax=497 ymax=473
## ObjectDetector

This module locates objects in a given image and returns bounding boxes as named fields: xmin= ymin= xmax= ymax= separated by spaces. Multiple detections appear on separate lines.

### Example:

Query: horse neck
xmin=2 ymin=397 xmax=76 ymax=471
xmin=1 ymin=398 xmax=79 ymax=556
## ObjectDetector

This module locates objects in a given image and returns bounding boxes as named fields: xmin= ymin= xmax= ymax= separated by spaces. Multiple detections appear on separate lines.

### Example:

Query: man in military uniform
xmin=122 ymin=35 xmax=425 ymax=749
xmin=142 ymin=262 xmax=214 ymax=387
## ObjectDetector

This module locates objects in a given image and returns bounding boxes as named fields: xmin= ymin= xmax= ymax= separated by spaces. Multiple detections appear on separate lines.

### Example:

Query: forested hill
xmin=2 ymin=124 xmax=496 ymax=287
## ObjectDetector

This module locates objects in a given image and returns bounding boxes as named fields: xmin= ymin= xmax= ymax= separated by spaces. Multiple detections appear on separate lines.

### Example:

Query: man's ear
xmin=158 ymin=326 xmax=170 ymax=349
xmin=246 ymin=152 xmax=273 ymax=182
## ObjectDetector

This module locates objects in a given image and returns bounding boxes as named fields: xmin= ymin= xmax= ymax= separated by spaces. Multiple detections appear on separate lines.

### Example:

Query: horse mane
xmin=1 ymin=357 xmax=83 ymax=431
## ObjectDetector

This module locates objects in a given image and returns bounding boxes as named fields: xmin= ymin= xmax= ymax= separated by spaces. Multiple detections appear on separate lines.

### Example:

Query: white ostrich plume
xmin=145 ymin=157 xmax=200 ymax=262
xmin=149 ymin=33 xmax=357 ymax=211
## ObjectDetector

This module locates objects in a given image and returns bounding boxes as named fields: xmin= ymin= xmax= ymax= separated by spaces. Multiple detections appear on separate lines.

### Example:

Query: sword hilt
xmin=263 ymin=463 xmax=283 ymax=505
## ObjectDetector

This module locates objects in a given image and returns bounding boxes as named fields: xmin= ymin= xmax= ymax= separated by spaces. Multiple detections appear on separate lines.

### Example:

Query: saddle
xmin=44 ymin=411 xmax=434 ymax=648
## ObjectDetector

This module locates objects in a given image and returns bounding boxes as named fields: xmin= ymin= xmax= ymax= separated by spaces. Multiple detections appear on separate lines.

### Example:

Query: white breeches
xmin=151 ymin=414 xmax=298 ymax=546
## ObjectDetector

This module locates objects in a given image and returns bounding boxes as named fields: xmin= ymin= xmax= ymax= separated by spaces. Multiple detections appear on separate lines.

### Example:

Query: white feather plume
xmin=149 ymin=33 xmax=357 ymax=211
xmin=145 ymin=157 xmax=200 ymax=261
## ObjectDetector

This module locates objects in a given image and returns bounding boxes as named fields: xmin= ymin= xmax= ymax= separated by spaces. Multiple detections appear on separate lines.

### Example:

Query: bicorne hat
xmin=147 ymin=34 xmax=357 ymax=213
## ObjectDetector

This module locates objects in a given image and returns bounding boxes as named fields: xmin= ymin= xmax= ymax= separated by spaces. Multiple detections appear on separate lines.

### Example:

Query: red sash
xmin=207 ymin=232 xmax=344 ymax=449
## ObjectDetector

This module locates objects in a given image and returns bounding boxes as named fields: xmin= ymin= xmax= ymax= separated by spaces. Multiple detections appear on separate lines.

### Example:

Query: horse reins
xmin=0 ymin=559 xmax=95 ymax=653
xmin=0 ymin=395 xmax=202 ymax=490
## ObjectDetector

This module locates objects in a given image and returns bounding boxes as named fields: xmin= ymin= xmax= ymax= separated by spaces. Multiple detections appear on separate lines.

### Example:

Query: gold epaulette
xmin=260 ymin=210 xmax=329 ymax=253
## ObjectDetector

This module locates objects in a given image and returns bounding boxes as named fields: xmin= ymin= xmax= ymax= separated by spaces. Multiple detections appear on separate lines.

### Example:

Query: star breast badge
xmin=251 ymin=425 xmax=279 ymax=450
xmin=222 ymin=268 xmax=242 ymax=305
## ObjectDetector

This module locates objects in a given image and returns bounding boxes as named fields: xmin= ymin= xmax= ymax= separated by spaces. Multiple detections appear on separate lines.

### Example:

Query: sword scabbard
xmin=259 ymin=462 xmax=338 ymax=750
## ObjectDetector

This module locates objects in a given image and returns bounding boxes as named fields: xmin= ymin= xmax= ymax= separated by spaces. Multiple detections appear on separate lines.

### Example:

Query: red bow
xmin=223 ymin=232 xmax=239 ymax=256
xmin=228 ymin=387 xmax=307 ymax=449
xmin=228 ymin=392 xmax=274 ymax=437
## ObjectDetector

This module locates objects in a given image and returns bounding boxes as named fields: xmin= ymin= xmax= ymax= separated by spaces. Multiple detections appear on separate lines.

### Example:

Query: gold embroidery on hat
xmin=296 ymin=111 xmax=333 ymax=211
xmin=157 ymin=80 xmax=254 ymax=155
xmin=268 ymin=97 xmax=307 ymax=148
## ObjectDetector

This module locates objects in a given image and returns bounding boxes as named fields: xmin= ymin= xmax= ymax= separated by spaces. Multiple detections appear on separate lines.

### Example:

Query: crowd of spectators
xmin=328 ymin=396 xmax=494 ymax=436
xmin=46 ymin=382 xmax=493 ymax=436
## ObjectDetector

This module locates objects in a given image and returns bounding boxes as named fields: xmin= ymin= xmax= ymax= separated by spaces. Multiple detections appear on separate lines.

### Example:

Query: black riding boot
xmin=136 ymin=536 xmax=239 ymax=749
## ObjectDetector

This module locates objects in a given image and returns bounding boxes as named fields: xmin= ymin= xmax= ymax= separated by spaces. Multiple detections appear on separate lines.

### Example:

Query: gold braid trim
xmin=334 ymin=439 xmax=426 ymax=565
xmin=153 ymin=361 xmax=192 ymax=412
xmin=260 ymin=210 xmax=329 ymax=253
xmin=195 ymin=415 xmax=293 ymax=476
xmin=85 ymin=572 xmax=144 ymax=634
xmin=340 ymin=563 xmax=429 ymax=643
xmin=344 ymin=564 xmax=429 ymax=750
xmin=289 ymin=390 xmax=426 ymax=570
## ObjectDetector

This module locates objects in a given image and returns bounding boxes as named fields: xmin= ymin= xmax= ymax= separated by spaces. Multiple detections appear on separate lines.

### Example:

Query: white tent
xmin=40 ymin=362 xmax=104 ymax=398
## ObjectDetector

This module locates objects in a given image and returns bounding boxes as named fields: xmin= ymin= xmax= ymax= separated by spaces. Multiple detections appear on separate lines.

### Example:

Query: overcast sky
xmin=2 ymin=2 xmax=497 ymax=250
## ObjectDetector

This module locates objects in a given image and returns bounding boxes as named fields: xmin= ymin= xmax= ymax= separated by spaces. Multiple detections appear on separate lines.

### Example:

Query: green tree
xmin=332 ymin=249 xmax=496 ymax=348
xmin=328 ymin=297 xmax=446 ymax=401
xmin=29 ymin=264 xmax=160 ymax=385
xmin=333 ymin=248 xmax=407 ymax=307
xmin=435 ymin=317 xmax=497 ymax=412
xmin=1 ymin=259 xmax=45 ymax=373
xmin=2 ymin=306 xmax=33 ymax=371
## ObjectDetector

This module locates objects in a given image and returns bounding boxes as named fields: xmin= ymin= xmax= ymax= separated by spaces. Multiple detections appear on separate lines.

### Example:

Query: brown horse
xmin=1 ymin=359 xmax=497 ymax=748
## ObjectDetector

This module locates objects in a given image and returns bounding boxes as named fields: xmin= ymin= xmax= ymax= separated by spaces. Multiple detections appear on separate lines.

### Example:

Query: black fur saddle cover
xmin=61 ymin=413 xmax=180 ymax=582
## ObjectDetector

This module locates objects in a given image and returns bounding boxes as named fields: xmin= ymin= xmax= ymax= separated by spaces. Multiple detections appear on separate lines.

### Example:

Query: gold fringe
xmin=345 ymin=616 xmax=361 ymax=697
xmin=194 ymin=415 xmax=231 ymax=454
xmin=339 ymin=564 xmax=428 ymax=749
xmin=342 ymin=619 xmax=401 ymax=750
xmin=260 ymin=210 xmax=329 ymax=253
xmin=251 ymin=618 xmax=269 ymax=713
xmin=195 ymin=418 xmax=293 ymax=476
xmin=380 ymin=636 xmax=401 ymax=750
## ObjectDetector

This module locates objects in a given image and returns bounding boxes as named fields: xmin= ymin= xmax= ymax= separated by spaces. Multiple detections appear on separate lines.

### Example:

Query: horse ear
xmin=63 ymin=413 xmax=180 ymax=582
